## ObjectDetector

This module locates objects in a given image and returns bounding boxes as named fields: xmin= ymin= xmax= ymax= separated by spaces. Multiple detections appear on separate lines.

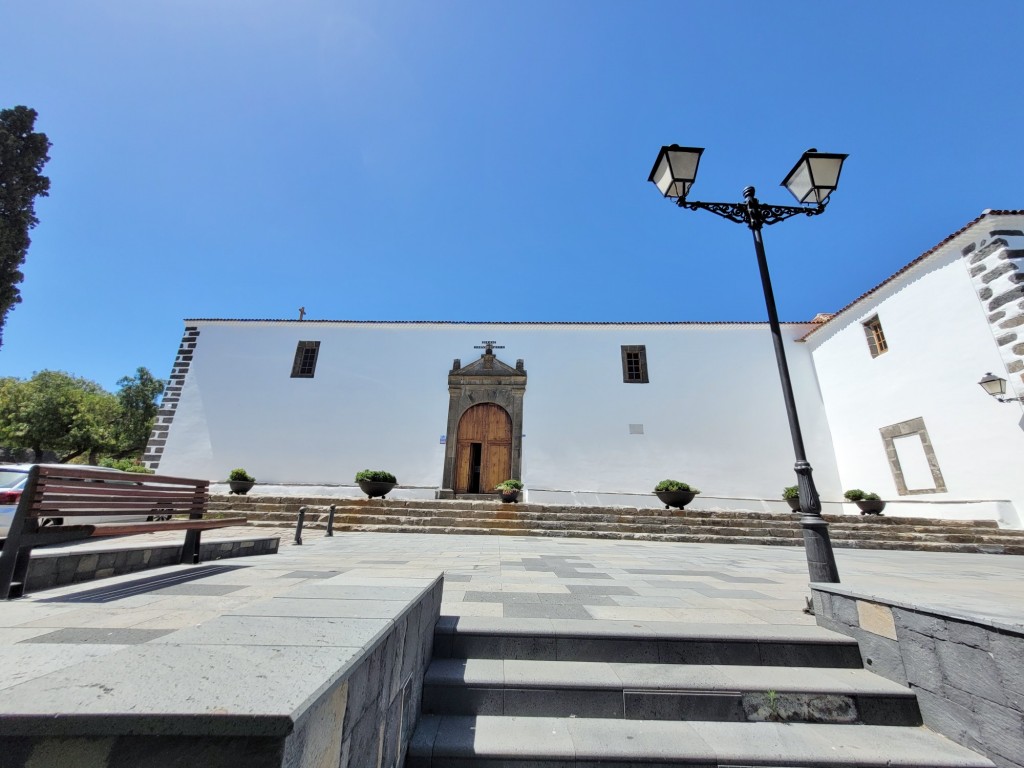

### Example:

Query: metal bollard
xmin=326 ymin=504 xmax=336 ymax=537
xmin=294 ymin=506 xmax=306 ymax=545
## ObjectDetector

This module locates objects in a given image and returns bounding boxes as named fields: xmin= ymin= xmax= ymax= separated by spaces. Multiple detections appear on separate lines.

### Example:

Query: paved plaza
xmin=5 ymin=526 xmax=1021 ymax=632
xmin=1 ymin=528 xmax=1021 ymax=767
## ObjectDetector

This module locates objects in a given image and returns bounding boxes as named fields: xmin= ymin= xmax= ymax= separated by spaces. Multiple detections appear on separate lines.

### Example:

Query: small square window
xmin=291 ymin=341 xmax=321 ymax=378
xmin=862 ymin=316 xmax=888 ymax=358
xmin=621 ymin=345 xmax=649 ymax=383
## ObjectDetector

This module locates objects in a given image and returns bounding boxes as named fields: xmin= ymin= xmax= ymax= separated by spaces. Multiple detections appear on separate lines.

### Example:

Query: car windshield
xmin=0 ymin=469 xmax=29 ymax=490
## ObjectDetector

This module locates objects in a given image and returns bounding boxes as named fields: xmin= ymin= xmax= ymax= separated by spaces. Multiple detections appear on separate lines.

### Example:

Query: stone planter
xmin=785 ymin=497 xmax=801 ymax=512
xmin=499 ymin=490 xmax=520 ymax=504
xmin=855 ymin=499 xmax=886 ymax=515
xmin=655 ymin=490 xmax=697 ymax=510
xmin=359 ymin=480 xmax=396 ymax=499
xmin=228 ymin=480 xmax=255 ymax=495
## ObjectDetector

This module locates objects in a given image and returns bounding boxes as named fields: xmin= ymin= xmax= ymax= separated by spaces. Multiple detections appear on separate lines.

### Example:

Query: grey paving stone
xmin=227 ymin=597 xmax=412 ymax=619
xmin=0 ymin=644 xmax=357 ymax=732
xmin=21 ymin=628 xmax=173 ymax=645
xmin=280 ymin=584 xmax=428 ymax=601
xmin=464 ymin=591 xmax=541 ymax=604
xmin=150 ymin=615 xmax=389 ymax=649
xmin=566 ymin=717 xmax=714 ymax=762
xmin=280 ymin=570 xmax=347 ymax=579
xmin=151 ymin=584 xmax=246 ymax=596
xmin=504 ymin=603 xmax=592 ymax=620
xmin=503 ymin=660 xmax=621 ymax=689
xmin=565 ymin=585 xmax=638 ymax=596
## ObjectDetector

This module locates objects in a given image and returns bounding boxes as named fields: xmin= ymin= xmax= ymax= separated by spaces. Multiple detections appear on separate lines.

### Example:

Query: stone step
xmin=422 ymin=658 xmax=921 ymax=725
xmin=431 ymin=617 xmax=863 ymax=668
xmin=408 ymin=715 xmax=994 ymax=767
xmin=239 ymin=507 xmax=1000 ymax=538
xmin=210 ymin=495 xmax=1008 ymax=530
xmin=245 ymin=517 xmax=1024 ymax=553
xmin=231 ymin=502 xmax=1018 ymax=528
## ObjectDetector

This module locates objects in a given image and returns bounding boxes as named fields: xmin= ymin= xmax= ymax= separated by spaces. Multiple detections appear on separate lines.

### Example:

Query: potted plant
xmin=654 ymin=480 xmax=700 ymax=510
xmin=844 ymin=488 xmax=886 ymax=515
xmin=356 ymin=469 xmax=397 ymax=499
xmin=228 ymin=468 xmax=255 ymax=495
xmin=495 ymin=479 xmax=523 ymax=503
xmin=782 ymin=485 xmax=801 ymax=512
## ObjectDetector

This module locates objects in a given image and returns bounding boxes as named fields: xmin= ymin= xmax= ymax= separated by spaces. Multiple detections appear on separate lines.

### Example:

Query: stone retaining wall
xmin=24 ymin=536 xmax=280 ymax=592
xmin=812 ymin=584 xmax=1024 ymax=768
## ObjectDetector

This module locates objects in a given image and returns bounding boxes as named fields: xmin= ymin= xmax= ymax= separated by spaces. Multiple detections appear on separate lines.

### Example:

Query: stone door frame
xmin=439 ymin=353 xmax=526 ymax=498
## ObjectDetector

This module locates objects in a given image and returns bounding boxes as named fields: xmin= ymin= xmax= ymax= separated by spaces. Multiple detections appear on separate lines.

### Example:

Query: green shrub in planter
xmin=355 ymin=470 xmax=397 ymax=484
xmin=229 ymin=468 xmax=255 ymax=482
xmin=654 ymin=480 xmax=700 ymax=493
xmin=494 ymin=479 xmax=524 ymax=492
xmin=844 ymin=489 xmax=881 ymax=502
xmin=782 ymin=486 xmax=799 ymax=500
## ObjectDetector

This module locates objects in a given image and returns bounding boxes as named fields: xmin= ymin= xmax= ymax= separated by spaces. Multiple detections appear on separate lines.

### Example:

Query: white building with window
xmin=146 ymin=210 xmax=1024 ymax=526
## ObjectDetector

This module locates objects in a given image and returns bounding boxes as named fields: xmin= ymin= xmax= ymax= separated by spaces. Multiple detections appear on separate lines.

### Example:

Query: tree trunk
xmin=58 ymin=448 xmax=87 ymax=464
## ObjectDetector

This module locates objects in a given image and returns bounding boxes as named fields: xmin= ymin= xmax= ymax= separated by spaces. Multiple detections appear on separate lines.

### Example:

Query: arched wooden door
xmin=455 ymin=403 xmax=512 ymax=494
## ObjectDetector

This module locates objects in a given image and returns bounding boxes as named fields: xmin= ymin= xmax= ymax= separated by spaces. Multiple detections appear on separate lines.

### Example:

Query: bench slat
xmin=36 ymin=500 xmax=205 ymax=512
xmin=87 ymin=517 xmax=247 ymax=536
xmin=35 ymin=466 xmax=210 ymax=487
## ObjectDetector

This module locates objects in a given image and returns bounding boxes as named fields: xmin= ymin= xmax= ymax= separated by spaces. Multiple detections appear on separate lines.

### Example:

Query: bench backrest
xmin=17 ymin=465 xmax=209 ymax=519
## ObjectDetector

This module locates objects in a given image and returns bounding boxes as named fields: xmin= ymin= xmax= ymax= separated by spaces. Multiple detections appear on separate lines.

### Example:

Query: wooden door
xmin=455 ymin=403 xmax=512 ymax=494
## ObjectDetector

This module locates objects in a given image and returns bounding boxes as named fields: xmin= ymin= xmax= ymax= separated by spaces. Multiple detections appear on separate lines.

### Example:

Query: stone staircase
xmin=210 ymin=495 xmax=1024 ymax=554
xmin=405 ymin=616 xmax=993 ymax=766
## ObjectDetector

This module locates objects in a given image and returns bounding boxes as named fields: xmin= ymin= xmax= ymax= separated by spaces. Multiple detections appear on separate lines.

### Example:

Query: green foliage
xmin=99 ymin=457 xmax=154 ymax=474
xmin=0 ymin=368 xmax=164 ymax=464
xmin=0 ymin=370 xmax=115 ymax=462
xmin=655 ymin=479 xmax=700 ymax=493
xmin=355 ymin=469 xmax=396 ymax=483
xmin=113 ymin=368 xmax=165 ymax=457
xmin=0 ymin=106 xmax=51 ymax=348
xmin=844 ymin=489 xmax=881 ymax=501
xmin=229 ymin=468 xmax=255 ymax=482
xmin=494 ymin=479 xmax=523 ymax=492
xmin=782 ymin=485 xmax=799 ymax=500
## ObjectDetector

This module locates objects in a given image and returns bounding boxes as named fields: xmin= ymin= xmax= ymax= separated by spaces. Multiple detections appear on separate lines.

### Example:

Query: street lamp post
xmin=648 ymin=146 xmax=847 ymax=584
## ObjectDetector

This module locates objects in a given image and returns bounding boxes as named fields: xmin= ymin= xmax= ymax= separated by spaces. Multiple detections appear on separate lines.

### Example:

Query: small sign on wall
xmin=440 ymin=435 xmax=446 ymax=444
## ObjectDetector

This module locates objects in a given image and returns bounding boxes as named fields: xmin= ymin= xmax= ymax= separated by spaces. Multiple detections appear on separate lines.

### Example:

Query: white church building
xmin=144 ymin=211 xmax=1024 ymax=526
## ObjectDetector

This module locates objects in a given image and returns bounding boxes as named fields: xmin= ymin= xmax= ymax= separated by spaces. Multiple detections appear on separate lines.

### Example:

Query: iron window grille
xmin=291 ymin=341 xmax=321 ymax=378
xmin=621 ymin=345 xmax=649 ymax=383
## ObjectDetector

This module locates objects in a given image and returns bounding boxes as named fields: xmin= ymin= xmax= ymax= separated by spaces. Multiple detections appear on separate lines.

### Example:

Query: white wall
xmin=807 ymin=219 xmax=1024 ymax=527
xmin=157 ymin=321 xmax=843 ymax=505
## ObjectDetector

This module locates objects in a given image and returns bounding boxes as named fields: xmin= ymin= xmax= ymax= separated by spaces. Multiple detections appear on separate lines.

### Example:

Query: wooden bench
xmin=0 ymin=465 xmax=247 ymax=599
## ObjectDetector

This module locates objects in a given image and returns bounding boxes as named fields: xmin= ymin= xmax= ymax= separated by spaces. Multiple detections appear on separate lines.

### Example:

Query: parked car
xmin=0 ymin=464 xmax=166 ymax=537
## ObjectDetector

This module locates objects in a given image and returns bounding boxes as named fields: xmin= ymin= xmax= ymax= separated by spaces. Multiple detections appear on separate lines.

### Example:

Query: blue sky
xmin=2 ymin=1 xmax=1022 ymax=391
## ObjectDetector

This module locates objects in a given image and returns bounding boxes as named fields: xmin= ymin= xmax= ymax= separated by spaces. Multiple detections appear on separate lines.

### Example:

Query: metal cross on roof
xmin=474 ymin=340 xmax=505 ymax=355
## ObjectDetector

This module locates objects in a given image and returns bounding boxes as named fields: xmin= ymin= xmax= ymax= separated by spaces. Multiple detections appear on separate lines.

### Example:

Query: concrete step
xmin=408 ymin=715 xmax=994 ymax=767
xmin=431 ymin=617 xmax=863 ymax=668
xmin=210 ymin=495 xmax=1009 ymax=530
xmin=245 ymin=517 xmax=1024 ymax=553
xmin=422 ymin=658 xmax=921 ymax=725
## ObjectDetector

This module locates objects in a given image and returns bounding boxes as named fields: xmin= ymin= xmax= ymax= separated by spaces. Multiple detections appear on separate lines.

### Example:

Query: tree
xmin=0 ymin=106 xmax=51 ymax=349
xmin=112 ymin=367 xmax=165 ymax=458
xmin=0 ymin=368 xmax=165 ymax=463
xmin=0 ymin=371 xmax=114 ymax=462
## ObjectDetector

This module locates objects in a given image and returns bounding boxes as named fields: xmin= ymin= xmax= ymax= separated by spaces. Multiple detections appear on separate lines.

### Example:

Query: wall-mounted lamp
xmin=978 ymin=372 xmax=1024 ymax=403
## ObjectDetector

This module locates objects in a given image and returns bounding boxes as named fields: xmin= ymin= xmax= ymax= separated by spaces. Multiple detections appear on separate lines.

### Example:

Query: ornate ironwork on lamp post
xmin=648 ymin=145 xmax=847 ymax=584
